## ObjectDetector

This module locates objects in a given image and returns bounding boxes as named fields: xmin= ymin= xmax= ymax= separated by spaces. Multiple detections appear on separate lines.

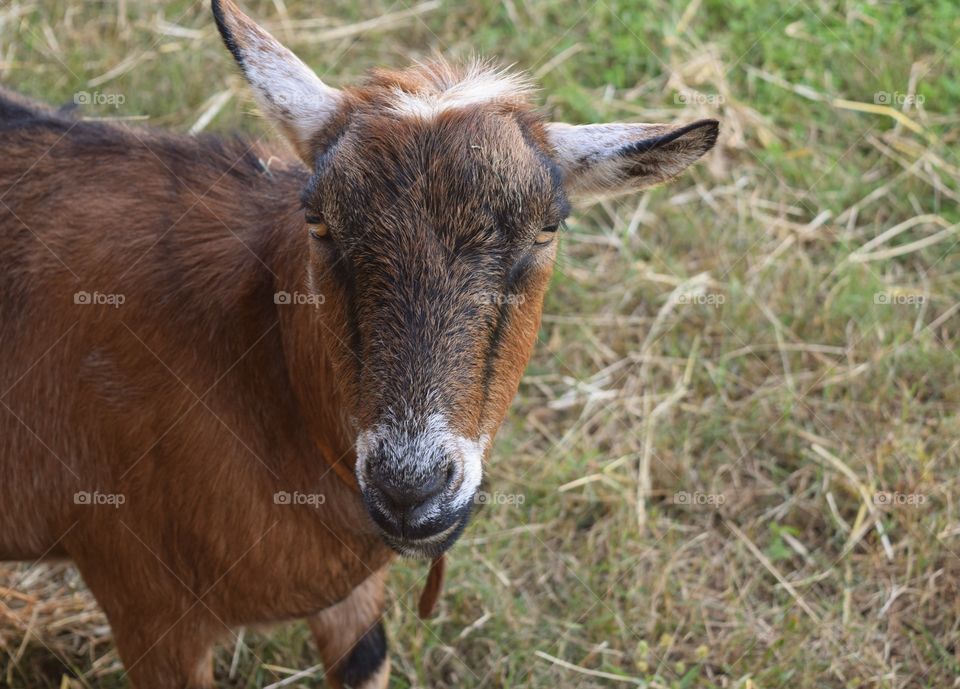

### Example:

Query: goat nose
xmin=369 ymin=464 xmax=449 ymax=513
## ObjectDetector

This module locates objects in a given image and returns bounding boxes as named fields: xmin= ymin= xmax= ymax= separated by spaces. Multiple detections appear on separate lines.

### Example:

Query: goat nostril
xmin=370 ymin=468 xmax=445 ymax=513
xmin=417 ymin=471 xmax=445 ymax=500
xmin=444 ymin=464 xmax=456 ymax=488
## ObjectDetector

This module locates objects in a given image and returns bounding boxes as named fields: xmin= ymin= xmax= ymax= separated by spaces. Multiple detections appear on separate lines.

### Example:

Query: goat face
xmin=214 ymin=0 xmax=718 ymax=558
xmin=305 ymin=89 xmax=567 ymax=557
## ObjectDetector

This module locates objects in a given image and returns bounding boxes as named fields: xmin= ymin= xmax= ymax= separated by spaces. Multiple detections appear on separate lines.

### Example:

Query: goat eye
xmin=534 ymin=224 xmax=559 ymax=245
xmin=306 ymin=216 xmax=329 ymax=239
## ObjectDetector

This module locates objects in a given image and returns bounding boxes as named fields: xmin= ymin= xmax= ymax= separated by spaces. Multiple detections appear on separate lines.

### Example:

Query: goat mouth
xmin=380 ymin=513 xmax=470 ymax=559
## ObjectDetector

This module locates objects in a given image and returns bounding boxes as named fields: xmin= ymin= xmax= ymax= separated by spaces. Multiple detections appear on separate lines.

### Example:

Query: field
xmin=2 ymin=0 xmax=960 ymax=687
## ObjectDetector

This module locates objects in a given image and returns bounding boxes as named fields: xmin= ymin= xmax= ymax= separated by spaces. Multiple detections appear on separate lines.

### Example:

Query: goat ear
xmin=212 ymin=0 xmax=342 ymax=163
xmin=545 ymin=119 xmax=718 ymax=203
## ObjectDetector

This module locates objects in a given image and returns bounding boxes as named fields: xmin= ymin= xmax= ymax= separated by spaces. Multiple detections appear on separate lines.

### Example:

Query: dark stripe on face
xmin=477 ymin=117 xmax=562 ymax=412
xmin=330 ymin=253 xmax=364 ymax=386
xmin=480 ymin=289 xmax=510 ymax=411
xmin=479 ymin=253 xmax=532 ymax=413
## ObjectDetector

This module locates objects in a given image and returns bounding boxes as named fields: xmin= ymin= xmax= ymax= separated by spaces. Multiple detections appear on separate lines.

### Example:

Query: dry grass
xmin=2 ymin=0 xmax=960 ymax=687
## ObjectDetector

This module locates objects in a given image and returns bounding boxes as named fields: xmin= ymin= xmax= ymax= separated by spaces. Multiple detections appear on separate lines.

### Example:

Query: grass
xmin=2 ymin=0 xmax=960 ymax=687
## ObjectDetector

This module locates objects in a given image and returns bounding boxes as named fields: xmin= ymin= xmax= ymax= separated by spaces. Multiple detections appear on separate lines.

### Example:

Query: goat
xmin=0 ymin=0 xmax=718 ymax=686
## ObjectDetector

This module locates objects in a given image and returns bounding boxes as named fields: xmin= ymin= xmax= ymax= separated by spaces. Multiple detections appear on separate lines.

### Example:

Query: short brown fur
xmin=0 ymin=91 xmax=398 ymax=687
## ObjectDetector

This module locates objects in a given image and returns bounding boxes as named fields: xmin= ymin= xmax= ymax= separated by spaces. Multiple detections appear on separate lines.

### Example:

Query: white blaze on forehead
xmin=385 ymin=63 xmax=532 ymax=119
xmin=354 ymin=413 xmax=488 ymax=507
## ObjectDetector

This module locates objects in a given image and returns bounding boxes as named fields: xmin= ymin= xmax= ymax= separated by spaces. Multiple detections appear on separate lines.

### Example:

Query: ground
xmin=1 ymin=0 xmax=959 ymax=687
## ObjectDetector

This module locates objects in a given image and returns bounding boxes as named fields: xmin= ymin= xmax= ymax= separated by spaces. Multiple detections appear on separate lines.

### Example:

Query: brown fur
xmin=0 ymin=90 xmax=397 ymax=686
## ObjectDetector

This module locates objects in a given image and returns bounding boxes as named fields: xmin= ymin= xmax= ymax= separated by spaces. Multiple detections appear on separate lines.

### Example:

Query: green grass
xmin=2 ymin=0 xmax=960 ymax=687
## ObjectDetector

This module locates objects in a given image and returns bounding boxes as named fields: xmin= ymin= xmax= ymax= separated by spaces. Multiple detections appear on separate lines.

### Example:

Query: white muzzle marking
xmin=355 ymin=413 xmax=488 ymax=513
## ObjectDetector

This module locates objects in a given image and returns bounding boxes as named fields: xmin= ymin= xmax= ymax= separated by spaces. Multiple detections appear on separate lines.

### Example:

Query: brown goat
xmin=0 ymin=1 xmax=718 ymax=686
